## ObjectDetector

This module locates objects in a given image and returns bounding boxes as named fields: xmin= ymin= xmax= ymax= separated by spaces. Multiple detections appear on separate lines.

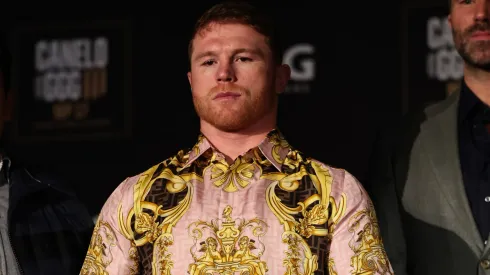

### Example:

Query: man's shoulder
xmin=111 ymin=150 xmax=189 ymax=199
xmin=306 ymin=158 xmax=367 ymax=201
xmin=308 ymin=158 xmax=343 ymax=176
xmin=8 ymin=162 xmax=94 ymax=231
xmin=423 ymin=90 xmax=460 ymax=118
xmin=306 ymin=158 xmax=359 ymax=186
xmin=101 ymin=150 xmax=191 ymax=218
xmin=400 ymin=90 xmax=460 ymax=132
xmin=372 ymin=92 xmax=459 ymax=155
xmin=10 ymin=162 xmax=77 ymax=197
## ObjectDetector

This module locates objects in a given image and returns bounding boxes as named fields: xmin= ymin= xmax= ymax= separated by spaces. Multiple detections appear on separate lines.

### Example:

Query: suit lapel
xmin=484 ymin=234 xmax=490 ymax=257
xmin=420 ymin=91 xmax=483 ymax=254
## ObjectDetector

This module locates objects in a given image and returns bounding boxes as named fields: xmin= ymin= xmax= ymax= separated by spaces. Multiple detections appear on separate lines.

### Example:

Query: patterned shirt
xmin=80 ymin=130 xmax=393 ymax=275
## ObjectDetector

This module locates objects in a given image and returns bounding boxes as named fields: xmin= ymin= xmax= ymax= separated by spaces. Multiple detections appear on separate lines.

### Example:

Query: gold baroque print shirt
xmin=80 ymin=130 xmax=393 ymax=275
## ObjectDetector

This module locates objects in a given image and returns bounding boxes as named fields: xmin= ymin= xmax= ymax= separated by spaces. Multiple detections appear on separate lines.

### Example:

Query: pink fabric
xmin=80 ymin=130 xmax=393 ymax=275
xmin=169 ymin=172 xmax=288 ymax=274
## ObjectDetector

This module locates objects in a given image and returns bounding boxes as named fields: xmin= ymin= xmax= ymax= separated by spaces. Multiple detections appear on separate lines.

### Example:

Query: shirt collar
xmin=459 ymin=80 xmax=485 ymax=124
xmin=185 ymin=129 xmax=291 ymax=172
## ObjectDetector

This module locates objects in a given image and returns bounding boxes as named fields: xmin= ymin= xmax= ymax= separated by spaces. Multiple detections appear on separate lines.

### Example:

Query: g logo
xmin=283 ymin=43 xmax=315 ymax=81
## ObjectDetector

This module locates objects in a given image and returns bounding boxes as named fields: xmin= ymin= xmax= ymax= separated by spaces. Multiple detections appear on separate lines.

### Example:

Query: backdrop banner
xmin=10 ymin=20 xmax=132 ymax=142
xmin=402 ymin=4 xmax=462 ymax=113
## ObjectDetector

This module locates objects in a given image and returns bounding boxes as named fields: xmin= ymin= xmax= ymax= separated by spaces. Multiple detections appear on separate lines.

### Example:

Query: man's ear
xmin=187 ymin=71 xmax=192 ymax=91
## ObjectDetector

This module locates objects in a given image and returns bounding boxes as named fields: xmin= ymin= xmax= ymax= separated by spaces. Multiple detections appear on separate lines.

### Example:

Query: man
xmin=0 ymin=38 xmax=94 ymax=274
xmin=367 ymin=0 xmax=490 ymax=274
xmin=80 ymin=2 xmax=393 ymax=274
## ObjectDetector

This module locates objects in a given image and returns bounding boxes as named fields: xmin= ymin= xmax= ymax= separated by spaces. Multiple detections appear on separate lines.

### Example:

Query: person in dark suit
xmin=0 ymin=36 xmax=94 ymax=275
xmin=368 ymin=0 xmax=490 ymax=274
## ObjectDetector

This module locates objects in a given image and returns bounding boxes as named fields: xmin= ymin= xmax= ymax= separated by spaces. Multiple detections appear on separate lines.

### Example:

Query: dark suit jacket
xmin=368 ymin=91 xmax=490 ymax=275
xmin=2 ymin=153 xmax=94 ymax=275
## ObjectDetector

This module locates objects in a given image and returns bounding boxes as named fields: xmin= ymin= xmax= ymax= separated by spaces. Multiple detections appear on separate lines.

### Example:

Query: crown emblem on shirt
xmin=187 ymin=205 xmax=269 ymax=274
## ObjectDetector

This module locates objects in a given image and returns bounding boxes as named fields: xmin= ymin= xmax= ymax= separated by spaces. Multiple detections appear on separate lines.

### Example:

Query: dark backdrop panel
xmin=401 ymin=0 xmax=461 ymax=114
xmin=2 ymin=1 xmax=402 ymax=215
xmin=11 ymin=20 xmax=132 ymax=142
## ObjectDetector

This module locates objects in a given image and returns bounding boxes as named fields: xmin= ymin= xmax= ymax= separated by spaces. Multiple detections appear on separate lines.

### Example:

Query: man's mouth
xmin=213 ymin=92 xmax=241 ymax=100
xmin=470 ymin=30 xmax=490 ymax=40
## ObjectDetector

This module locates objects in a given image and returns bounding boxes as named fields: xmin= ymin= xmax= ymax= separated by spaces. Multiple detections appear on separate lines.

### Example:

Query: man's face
xmin=188 ymin=23 xmax=289 ymax=132
xmin=450 ymin=0 xmax=490 ymax=70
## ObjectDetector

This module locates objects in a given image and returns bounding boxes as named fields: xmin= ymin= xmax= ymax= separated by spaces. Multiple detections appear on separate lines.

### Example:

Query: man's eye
xmin=201 ymin=60 xmax=215 ymax=66
xmin=236 ymin=57 xmax=252 ymax=62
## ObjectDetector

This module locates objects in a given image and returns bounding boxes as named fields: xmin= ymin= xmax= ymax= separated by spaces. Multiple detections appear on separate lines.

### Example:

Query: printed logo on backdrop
xmin=35 ymin=37 xmax=108 ymax=119
xmin=282 ymin=43 xmax=316 ymax=94
xmin=10 ymin=21 xmax=132 ymax=142
xmin=403 ymin=6 xmax=462 ymax=113
xmin=426 ymin=15 xmax=463 ymax=95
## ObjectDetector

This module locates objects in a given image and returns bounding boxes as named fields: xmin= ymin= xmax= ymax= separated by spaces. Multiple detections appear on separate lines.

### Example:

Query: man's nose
xmin=474 ymin=0 xmax=490 ymax=22
xmin=216 ymin=62 xmax=236 ymax=82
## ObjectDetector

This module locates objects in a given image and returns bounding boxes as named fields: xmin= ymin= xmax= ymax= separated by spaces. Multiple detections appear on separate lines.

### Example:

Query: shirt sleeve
xmin=327 ymin=170 xmax=394 ymax=275
xmin=80 ymin=176 xmax=140 ymax=275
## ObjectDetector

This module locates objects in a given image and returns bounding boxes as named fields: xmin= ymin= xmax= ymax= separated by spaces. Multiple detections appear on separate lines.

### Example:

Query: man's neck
xmin=464 ymin=65 xmax=490 ymax=106
xmin=200 ymin=119 xmax=275 ymax=163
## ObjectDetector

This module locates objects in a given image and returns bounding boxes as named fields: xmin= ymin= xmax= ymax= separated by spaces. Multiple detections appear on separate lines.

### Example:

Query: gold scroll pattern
xmin=267 ymin=130 xmax=291 ymax=164
xmin=262 ymin=151 xmax=347 ymax=275
xmin=348 ymin=200 xmax=393 ymax=275
xmin=205 ymin=130 xmax=291 ymax=194
xmin=117 ymin=152 xmax=204 ymax=275
xmin=80 ymin=219 xmax=118 ymax=275
xmin=187 ymin=205 xmax=269 ymax=274
xmin=207 ymin=156 xmax=260 ymax=193
xmin=104 ymin=130 xmax=390 ymax=274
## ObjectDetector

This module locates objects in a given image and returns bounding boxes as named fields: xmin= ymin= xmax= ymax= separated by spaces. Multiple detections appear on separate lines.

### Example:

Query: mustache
xmin=465 ymin=22 xmax=490 ymax=36
xmin=210 ymin=84 xmax=248 ymax=94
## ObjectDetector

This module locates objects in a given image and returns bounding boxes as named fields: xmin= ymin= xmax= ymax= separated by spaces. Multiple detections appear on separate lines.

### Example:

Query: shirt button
xmin=481 ymin=259 xmax=490 ymax=269
xmin=485 ymin=196 xmax=490 ymax=202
